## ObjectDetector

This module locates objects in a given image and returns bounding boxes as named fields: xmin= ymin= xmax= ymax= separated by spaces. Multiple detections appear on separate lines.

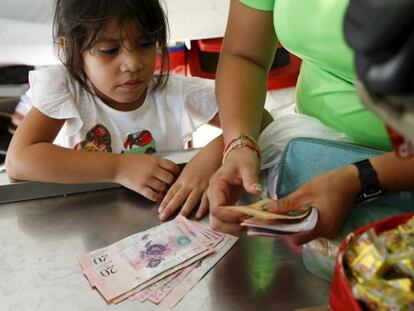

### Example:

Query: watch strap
xmin=353 ymin=159 xmax=384 ymax=202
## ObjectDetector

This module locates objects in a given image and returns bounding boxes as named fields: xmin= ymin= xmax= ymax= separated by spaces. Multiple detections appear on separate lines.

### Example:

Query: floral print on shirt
xmin=74 ymin=124 xmax=112 ymax=152
xmin=74 ymin=125 xmax=157 ymax=154
xmin=123 ymin=130 xmax=156 ymax=154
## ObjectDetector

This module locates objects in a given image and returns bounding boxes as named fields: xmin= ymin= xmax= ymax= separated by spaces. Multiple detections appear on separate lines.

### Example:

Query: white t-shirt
xmin=28 ymin=65 xmax=218 ymax=153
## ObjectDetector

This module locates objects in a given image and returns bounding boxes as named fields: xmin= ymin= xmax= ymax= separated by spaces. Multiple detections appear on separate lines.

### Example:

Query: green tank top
xmin=239 ymin=0 xmax=391 ymax=150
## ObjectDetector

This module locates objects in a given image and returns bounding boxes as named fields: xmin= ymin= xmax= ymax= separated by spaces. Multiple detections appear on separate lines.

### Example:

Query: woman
xmin=208 ymin=0 xmax=414 ymax=245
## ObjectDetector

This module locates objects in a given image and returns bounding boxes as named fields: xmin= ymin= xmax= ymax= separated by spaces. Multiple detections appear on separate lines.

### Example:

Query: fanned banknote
xmin=160 ymin=234 xmax=238 ymax=309
xmin=130 ymin=268 xmax=186 ymax=302
xmin=79 ymin=216 xmax=215 ymax=303
xmin=129 ymin=220 xmax=237 ymax=307
xmin=79 ymin=216 xmax=238 ymax=306
xmin=140 ymin=261 xmax=197 ymax=304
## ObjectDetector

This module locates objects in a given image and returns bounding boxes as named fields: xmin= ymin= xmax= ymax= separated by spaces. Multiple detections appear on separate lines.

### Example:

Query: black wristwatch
xmin=353 ymin=159 xmax=384 ymax=203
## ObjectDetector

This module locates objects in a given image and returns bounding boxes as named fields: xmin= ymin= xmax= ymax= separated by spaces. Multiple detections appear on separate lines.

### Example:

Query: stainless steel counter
xmin=0 ymin=148 xmax=198 ymax=204
xmin=0 ymin=188 xmax=330 ymax=311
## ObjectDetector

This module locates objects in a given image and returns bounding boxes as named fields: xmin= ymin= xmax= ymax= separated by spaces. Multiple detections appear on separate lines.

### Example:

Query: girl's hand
xmin=115 ymin=153 xmax=180 ymax=201
xmin=158 ymin=152 xmax=220 ymax=221
xmin=266 ymin=165 xmax=361 ymax=245
xmin=208 ymin=148 xmax=263 ymax=233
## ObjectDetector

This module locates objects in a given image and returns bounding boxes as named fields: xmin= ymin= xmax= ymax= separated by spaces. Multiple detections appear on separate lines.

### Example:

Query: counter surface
xmin=0 ymin=188 xmax=330 ymax=310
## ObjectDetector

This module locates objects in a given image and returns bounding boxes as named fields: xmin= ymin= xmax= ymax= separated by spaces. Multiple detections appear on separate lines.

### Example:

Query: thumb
xmin=267 ymin=189 xmax=310 ymax=214
xmin=239 ymin=164 xmax=262 ymax=195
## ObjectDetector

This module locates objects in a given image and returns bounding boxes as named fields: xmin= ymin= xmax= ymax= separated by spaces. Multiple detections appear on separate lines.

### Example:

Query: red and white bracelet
xmin=222 ymin=133 xmax=261 ymax=163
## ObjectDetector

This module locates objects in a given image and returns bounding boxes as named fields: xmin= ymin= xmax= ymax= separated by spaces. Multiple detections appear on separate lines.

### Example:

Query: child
xmin=5 ymin=0 xmax=224 ymax=221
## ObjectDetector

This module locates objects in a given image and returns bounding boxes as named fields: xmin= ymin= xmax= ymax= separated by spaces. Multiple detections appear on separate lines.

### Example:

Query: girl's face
xmin=82 ymin=19 xmax=157 ymax=111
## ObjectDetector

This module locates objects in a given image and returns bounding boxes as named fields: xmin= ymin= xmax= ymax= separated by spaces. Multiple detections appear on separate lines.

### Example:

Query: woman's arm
xmin=208 ymin=0 xmax=277 ymax=232
xmin=371 ymin=152 xmax=414 ymax=191
xmin=216 ymin=0 xmax=277 ymax=143
xmin=267 ymin=152 xmax=414 ymax=244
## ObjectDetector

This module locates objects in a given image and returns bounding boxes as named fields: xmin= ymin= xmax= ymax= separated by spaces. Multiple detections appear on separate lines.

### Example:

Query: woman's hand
xmin=115 ymin=153 xmax=180 ymax=201
xmin=266 ymin=165 xmax=361 ymax=245
xmin=208 ymin=148 xmax=263 ymax=233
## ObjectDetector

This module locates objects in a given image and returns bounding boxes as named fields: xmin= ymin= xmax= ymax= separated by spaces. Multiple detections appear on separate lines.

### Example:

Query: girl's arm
xmin=158 ymin=114 xmax=223 ymax=220
xmin=6 ymin=108 xmax=180 ymax=201
xmin=6 ymin=108 xmax=120 ymax=183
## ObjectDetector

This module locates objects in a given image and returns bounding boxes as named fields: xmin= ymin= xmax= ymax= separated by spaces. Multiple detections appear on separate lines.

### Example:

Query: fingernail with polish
xmin=253 ymin=183 xmax=263 ymax=192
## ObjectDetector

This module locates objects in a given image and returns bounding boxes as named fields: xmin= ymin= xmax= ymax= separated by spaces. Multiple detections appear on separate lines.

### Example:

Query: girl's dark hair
xmin=53 ymin=0 xmax=169 ymax=93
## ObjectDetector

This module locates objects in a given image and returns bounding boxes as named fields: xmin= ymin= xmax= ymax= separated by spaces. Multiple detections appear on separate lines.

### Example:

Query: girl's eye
xmin=99 ymin=48 xmax=119 ymax=56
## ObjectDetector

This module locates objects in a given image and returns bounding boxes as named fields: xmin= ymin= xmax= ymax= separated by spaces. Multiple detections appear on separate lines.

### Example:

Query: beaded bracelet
xmin=222 ymin=141 xmax=261 ymax=164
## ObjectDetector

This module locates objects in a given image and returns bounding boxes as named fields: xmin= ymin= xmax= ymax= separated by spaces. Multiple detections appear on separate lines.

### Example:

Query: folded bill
xmin=224 ymin=199 xmax=312 ymax=220
xmin=243 ymin=207 xmax=318 ymax=237
xmin=223 ymin=199 xmax=318 ymax=237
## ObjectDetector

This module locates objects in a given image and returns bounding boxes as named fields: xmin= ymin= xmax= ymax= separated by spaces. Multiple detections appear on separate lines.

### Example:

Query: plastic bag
xmin=258 ymin=113 xmax=352 ymax=199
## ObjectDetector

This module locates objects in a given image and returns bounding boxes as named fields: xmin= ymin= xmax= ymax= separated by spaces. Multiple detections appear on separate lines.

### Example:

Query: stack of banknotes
xmin=226 ymin=199 xmax=318 ymax=237
xmin=78 ymin=216 xmax=238 ymax=308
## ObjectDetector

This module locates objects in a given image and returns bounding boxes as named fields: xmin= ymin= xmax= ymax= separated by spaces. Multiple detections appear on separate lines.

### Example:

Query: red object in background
xmin=155 ymin=38 xmax=301 ymax=90
xmin=187 ymin=38 xmax=301 ymax=90
xmin=186 ymin=40 xmax=217 ymax=80
xmin=197 ymin=38 xmax=222 ymax=53
xmin=329 ymin=212 xmax=414 ymax=311
xmin=155 ymin=44 xmax=187 ymax=75
xmin=267 ymin=50 xmax=301 ymax=90
xmin=386 ymin=125 xmax=414 ymax=158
